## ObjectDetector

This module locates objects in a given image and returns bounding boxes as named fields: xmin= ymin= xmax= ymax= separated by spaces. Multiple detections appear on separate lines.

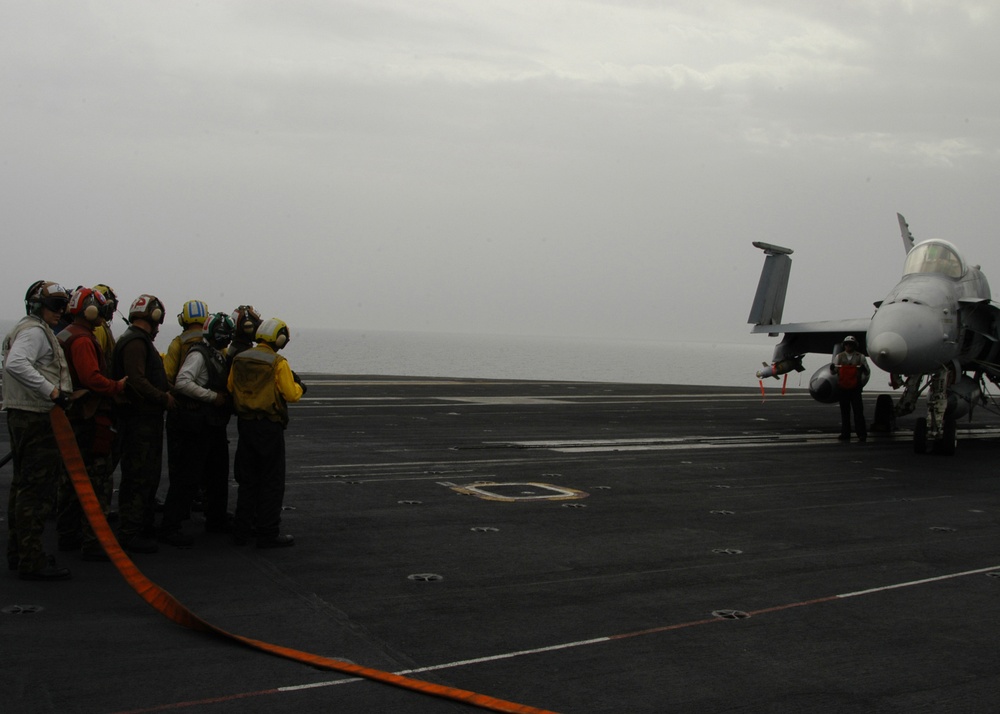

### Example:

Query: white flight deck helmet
xmin=256 ymin=318 xmax=290 ymax=350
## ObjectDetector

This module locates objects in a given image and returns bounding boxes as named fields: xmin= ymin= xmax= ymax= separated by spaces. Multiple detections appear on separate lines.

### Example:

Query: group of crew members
xmin=2 ymin=281 xmax=305 ymax=581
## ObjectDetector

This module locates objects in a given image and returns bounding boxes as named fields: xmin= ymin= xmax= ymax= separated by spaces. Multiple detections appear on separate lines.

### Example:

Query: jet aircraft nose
xmin=868 ymin=329 xmax=907 ymax=371
xmin=867 ymin=302 xmax=955 ymax=374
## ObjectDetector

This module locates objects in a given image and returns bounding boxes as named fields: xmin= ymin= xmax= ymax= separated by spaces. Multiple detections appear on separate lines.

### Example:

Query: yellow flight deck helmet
xmin=92 ymin=284 xmax=118 ymax=320
xmin=256 ymin=318 xmax=290 ymax=349
xmin=178 ymin=299 xmax=209 ymax=327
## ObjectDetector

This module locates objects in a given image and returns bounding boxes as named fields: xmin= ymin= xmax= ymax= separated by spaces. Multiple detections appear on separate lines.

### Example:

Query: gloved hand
xmin=292 ymin=371 xmax=308 ymax=395
xmin=51 ymin=391 xmax=72 ymax=410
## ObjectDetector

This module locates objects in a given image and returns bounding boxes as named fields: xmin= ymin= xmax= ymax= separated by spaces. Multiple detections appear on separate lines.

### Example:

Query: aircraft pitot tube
xmin=756 ymin=357 xmax=804 ymax=380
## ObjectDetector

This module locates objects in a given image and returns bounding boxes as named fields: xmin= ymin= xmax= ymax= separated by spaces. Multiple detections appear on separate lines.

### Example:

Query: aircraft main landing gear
xmin=912 ymin=413 xmax=957 ymax=455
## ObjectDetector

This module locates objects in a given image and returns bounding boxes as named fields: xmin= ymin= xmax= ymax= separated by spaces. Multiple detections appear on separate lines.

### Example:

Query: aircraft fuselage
xmin=868 ymin=240 xmax=992 ymax=376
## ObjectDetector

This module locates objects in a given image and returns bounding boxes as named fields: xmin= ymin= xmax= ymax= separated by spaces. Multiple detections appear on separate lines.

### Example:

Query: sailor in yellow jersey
xmin=227 ymin=318 xmax=305 ymax=548
xmin=91 ymin=284 xmax=119 ymax=363
xmin=162 ymin=299 xmax=209 ymax=387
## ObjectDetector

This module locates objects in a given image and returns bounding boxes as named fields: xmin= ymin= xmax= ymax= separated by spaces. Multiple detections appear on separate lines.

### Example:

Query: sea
xmin=271 ymin=328 xmax=801 ymax=389
xmin=0 ymin=317 xmax=830 ymax=389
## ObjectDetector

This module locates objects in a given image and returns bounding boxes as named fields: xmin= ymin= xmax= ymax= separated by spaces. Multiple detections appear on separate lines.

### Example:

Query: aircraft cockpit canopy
xmin=903 ymin=240 xmax=965 ymax=279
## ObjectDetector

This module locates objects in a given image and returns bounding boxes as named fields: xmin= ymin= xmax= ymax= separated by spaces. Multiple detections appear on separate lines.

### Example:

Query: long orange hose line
xmin=50 ymin=407 xmax=558 ymax=714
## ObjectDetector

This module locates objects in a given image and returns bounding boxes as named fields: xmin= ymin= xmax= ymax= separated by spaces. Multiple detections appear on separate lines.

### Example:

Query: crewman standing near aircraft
xmin=228 ymin=318 xmax=304 ymax=548
xmin=834 ymin=336 xmax=870 ymax=442
xmin=112 ymin=295 xmax=174 ymax=554
xmin=3 ymin=281 xmax=75 ymax=580
xmin=55 ymin=287 xmax=127 ymax=561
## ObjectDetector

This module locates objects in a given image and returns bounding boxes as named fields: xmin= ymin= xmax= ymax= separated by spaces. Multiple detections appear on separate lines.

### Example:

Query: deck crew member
xmin=91 ymin=284 xmax=119 ymax=362
xmin=834 ymin=335 xmax=870 ymax=442
xmin=159 ymin=313 xmax=235 ymax=545
xmin=227 ymin=304 xmax=262 ymax=362
xmin=228 ymin=318 xmax=304 ymax=548
xmin=112 ymin=295 xmax=174 ymax=554
xmin=3 ymin=281 xmax=74 ymax=580
xmin=55 ymin=287 xmax=127 ymax=560
xmin=163 ymin=299 xmax=209 ymax=386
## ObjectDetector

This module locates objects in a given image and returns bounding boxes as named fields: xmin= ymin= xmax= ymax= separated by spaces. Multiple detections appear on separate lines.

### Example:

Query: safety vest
xmin=58 ymin=324 xmax=112 ymax=420
xmin=838 ymin=364 xmax=859 ymax=389
xmin=113 ymin=326 xmax=168 ymax=413
xmin=231 ymin=346 xmax=289 ymax=426
xmin=1 ymin=316 xmax=72 ymax=413
xmin=173 ymin=342 xmax=232 ymax=428
xmin=164 ymin=328 xmax=205 ymax=385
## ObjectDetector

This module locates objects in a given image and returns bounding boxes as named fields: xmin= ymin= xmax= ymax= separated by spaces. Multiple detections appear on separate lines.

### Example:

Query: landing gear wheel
xmin=937 ymin=416 xmax=957 ymax=456
xmin=871 ymin=394 xmax=896 ymax=434
xmin=913 ymin=417 xmax=927 ymax=454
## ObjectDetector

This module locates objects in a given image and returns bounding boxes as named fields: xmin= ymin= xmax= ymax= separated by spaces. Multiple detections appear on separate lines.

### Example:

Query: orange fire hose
xmin=51 ymin=407 xmax=558 ymax=714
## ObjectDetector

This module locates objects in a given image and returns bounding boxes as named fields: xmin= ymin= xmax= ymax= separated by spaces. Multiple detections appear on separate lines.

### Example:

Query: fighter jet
xmin=748 ymin=213 xmax=1000 ymax=455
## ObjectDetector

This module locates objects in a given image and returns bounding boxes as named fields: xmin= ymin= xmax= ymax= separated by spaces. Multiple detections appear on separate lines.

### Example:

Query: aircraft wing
xmin=751 ymin=318 xmax=872 ymax=362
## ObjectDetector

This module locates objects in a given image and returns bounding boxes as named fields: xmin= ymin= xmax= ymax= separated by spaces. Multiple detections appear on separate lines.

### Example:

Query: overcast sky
xmin=2 ymin=1 xmax=998 ymax=344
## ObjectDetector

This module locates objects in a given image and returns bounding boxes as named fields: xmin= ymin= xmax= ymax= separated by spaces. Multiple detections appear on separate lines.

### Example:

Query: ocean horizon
xmin=0 ymin=317 xmax=842 ymax=389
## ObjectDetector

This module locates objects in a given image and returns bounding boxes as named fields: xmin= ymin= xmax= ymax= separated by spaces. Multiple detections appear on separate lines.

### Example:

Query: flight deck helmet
xmin=203 ymin=312 xmax=235 ymax=350
xmin=256 ymin=318 xmax=290 ymax=350
xmin=230 ymin=304 xmax=262 ymax=341
xmin=128 ymin=294 xmax=165 ymax=325
xmin=178 ymin=299 xmax=209 ymax=327
xmin=25 ymin=281 xmax=70 ymax=316
xmin=67 ymin=287 xmax=108 ymax=324
xmin=92 ymin=284 xmax=118 ymax=321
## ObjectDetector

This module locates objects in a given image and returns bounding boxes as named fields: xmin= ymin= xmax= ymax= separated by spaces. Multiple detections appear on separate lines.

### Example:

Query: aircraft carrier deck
xmin=3 ymin=376 xmax=1000 ymax=713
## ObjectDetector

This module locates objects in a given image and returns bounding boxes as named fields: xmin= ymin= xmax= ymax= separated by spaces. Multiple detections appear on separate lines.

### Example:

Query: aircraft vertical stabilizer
xmin=898 ymin=213 xmax=915 ymax=254
xmin=748 ymin=242 xmax=793 ymax=329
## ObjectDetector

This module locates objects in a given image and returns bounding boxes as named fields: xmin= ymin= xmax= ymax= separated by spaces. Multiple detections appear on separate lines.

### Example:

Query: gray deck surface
xmin=3 ymin=376 xmax=1000 ymax=713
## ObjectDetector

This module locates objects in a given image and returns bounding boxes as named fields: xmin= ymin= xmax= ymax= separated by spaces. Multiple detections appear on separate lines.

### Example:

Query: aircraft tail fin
xmin=898 ymin=213 xmax=915 ymax=254
xmin=748 ymin=242 xmax=793 ymax=328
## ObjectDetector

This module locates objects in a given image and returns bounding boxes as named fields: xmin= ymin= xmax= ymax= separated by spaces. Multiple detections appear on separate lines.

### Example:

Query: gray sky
xmin=2 ymin=1 xmax=998 ymax=343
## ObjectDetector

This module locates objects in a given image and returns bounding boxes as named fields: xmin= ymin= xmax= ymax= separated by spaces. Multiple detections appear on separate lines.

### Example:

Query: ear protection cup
xmin=256 ymin=318 xmax=290 ymax=349
xmin=68 ymin=287 xmax=106 ymax=323
xmin=231 ymin=305 xmax=262 ymax=339
xmin=150 ymin=300 xmax=164 ymax=324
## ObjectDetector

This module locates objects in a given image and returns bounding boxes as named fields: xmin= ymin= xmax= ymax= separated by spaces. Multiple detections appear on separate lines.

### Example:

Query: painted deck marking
xmin=117 ymin=564 xmax=1000 ymax=712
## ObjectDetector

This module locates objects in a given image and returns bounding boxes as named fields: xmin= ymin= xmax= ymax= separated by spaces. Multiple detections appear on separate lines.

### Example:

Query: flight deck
xmin=3 ymin=376 xmax=1000 ymax=713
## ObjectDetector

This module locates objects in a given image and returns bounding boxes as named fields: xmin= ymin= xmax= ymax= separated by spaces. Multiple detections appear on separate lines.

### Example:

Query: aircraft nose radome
xmin=869 ymin=330 xmax=908 ymax=372
xmin=868 ymin=301 xmax=954 ymax=374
